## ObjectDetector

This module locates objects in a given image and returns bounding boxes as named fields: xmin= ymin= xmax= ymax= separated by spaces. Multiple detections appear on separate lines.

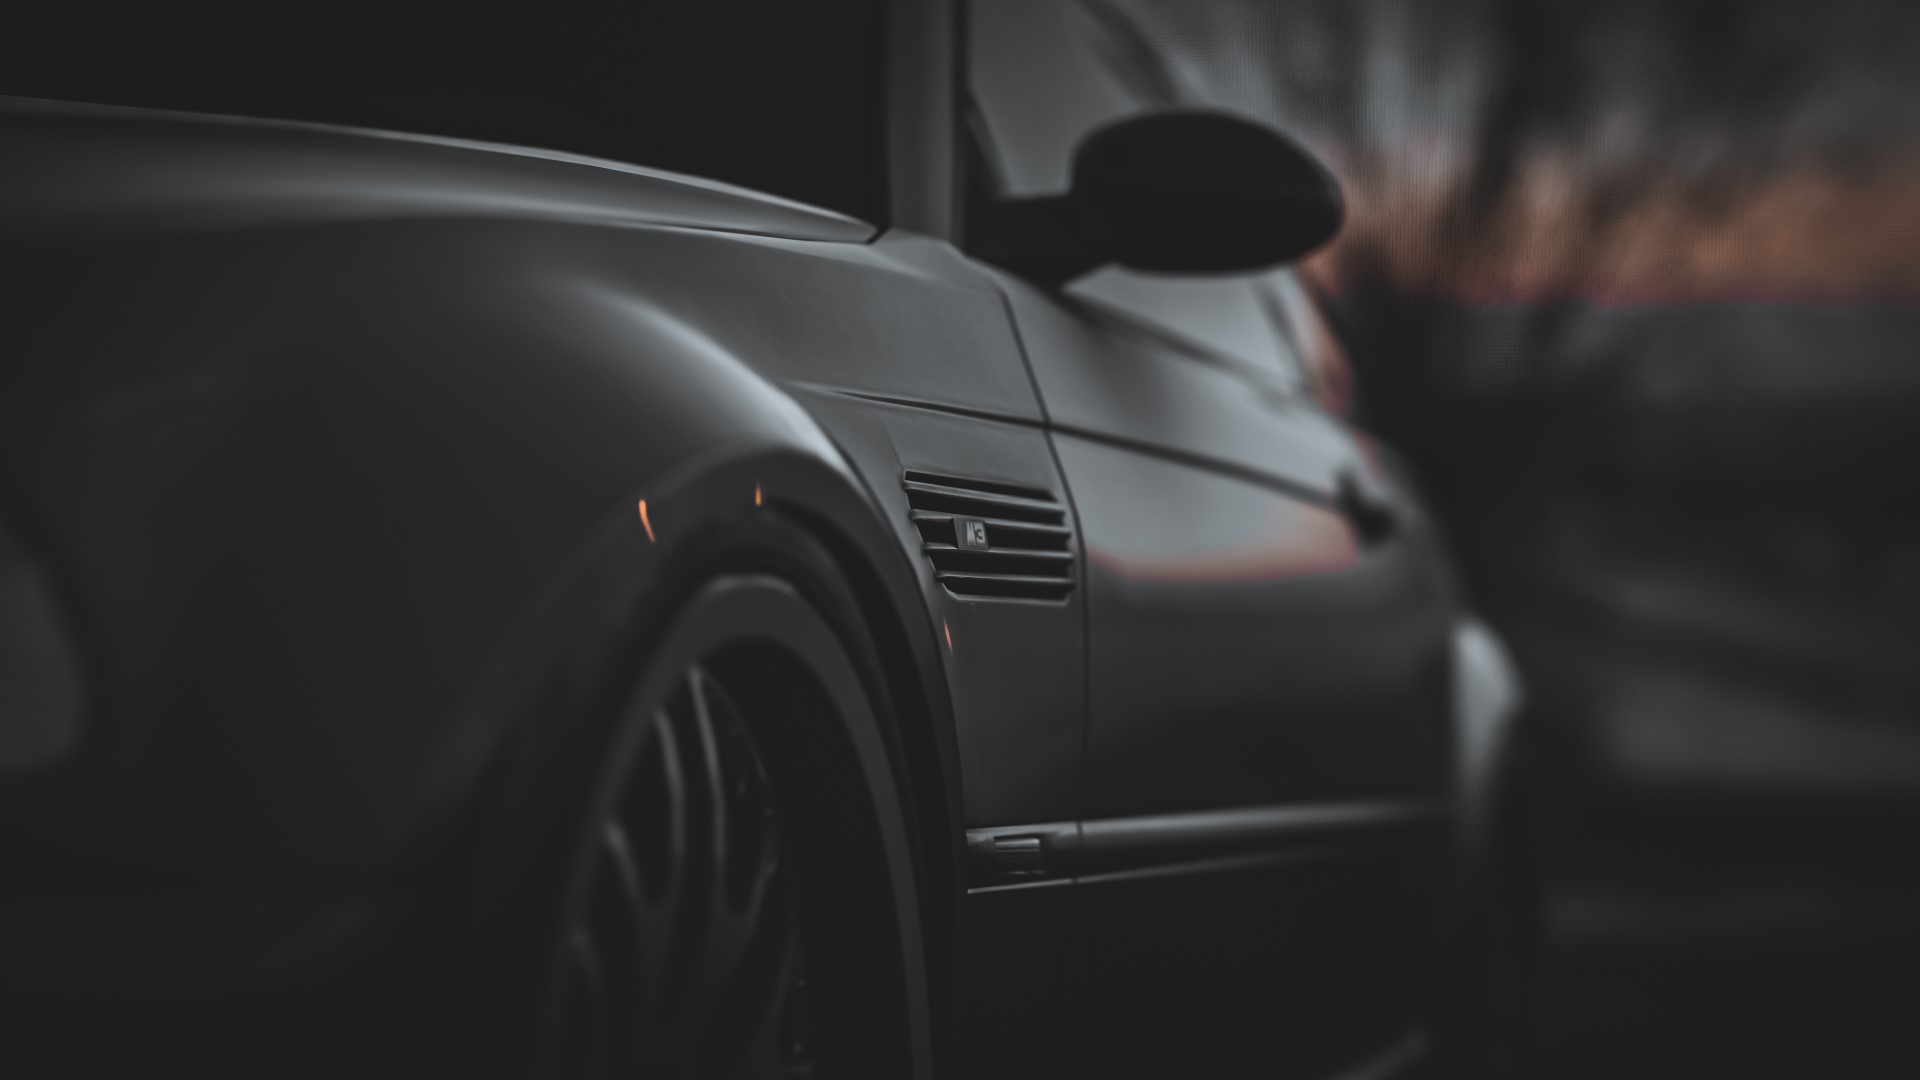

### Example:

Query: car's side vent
xmin=903 ymin=471 xmax=1075 ymax=602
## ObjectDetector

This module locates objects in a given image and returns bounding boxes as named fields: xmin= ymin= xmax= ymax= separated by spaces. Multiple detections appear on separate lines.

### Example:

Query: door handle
xmin=1337 ymin=470 xmax=1398 ymax=546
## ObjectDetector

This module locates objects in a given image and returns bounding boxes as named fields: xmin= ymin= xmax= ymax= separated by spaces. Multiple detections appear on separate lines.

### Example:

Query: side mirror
xmin=971 ymin=110 xmax=1344 ymax=282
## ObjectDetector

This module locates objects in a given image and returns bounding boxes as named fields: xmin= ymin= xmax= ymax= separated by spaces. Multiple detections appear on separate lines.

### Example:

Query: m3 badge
xmin=956 ymin=517 xmax=990 ymax=550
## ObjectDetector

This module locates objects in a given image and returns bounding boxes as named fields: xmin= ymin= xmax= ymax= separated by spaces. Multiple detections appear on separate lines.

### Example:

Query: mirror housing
xmin=971 ymin=110 xmax=1344 ymax=282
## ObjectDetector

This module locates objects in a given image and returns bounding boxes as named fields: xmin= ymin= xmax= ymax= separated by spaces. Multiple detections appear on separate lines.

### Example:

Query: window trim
xmin=887 ymin=0 xmax=959 ymax=238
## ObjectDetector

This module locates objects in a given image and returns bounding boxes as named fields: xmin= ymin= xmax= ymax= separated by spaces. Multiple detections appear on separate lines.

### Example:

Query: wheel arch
xmin=422 ymin=443 xmax=961 ymax=1078
xmin=452 ymin=437 xmax=965 ymax=973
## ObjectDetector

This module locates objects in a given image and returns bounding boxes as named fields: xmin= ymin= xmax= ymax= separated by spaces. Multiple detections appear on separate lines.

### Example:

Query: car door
xmin=1002 ymin=270 xmax=1452 ymax=1077
xmin=966 ymin=1 xmax=1458 ymax=1075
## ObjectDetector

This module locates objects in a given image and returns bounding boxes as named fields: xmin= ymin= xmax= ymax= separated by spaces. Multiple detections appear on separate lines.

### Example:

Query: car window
xmin=969 ymin=0 xmax=1308 ymax=392
xmin=1066 ymin=268 xmax=1306 ymax=393
xmin=0 ymin=0 xmax=890 ymax=223
xmin=1269 ymin=270 xmax=1355 ymax=416
xmin=967 ymin=0 xmax=1165 ymax=197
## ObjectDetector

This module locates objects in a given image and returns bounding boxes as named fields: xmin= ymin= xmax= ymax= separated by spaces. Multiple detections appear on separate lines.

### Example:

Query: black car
xmin=0 ymin=1 xmax=1527 ymax=1077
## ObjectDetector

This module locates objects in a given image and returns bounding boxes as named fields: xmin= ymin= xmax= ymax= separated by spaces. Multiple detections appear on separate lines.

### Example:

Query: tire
xmin=424 ymin=521 xmax=932 ymax=1080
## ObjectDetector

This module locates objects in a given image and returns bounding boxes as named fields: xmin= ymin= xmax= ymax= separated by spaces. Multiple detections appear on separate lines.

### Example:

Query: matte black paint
xmin=0 ymin=101 xmax=998 ymax=1016
xmin=976 ymin=255 xmax=1457 ymax=1074
xmin=0 ymin=4 xmax=1501 ymax=1075
xmin=0 ymin=98 xmax=876 ymax=243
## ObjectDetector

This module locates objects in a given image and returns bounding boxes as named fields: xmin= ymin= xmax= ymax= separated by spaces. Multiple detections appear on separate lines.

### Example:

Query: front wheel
xmin=436 ymin=564 xmax=932 ymax=1080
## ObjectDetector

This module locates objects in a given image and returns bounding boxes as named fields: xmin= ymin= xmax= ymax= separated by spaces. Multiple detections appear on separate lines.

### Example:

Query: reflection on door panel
xmin=1057 ymin=434 xmax=1448 ymax=819
xmin=1052 ymin=432 xmax=1450 ymax=1076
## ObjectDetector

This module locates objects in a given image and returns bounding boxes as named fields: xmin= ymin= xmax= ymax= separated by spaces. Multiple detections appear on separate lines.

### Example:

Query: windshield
xmin=0 ymin=0 xmax=890 ymax=222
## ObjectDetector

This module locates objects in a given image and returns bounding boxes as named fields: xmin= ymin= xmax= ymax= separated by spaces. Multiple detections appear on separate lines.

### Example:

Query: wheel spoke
xmin=692 ymin=667 xmax=782 ymax=921
xmin=553 ymin=658 xmax=812 ymax=1079
xmin=680 ymin=666 xmax=743 ymax=1033
xmin=589 ymin=819 xmax=645 ymax=1046
xmin=683 ymin=667 xmax=796 ymax=1071
xmin=624 ymin=707 xmax=687 ymax=1030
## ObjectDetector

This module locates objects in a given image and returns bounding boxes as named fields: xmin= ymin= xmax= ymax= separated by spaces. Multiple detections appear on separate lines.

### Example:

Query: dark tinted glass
xmin=0 ymin=1 xmax=889 ymax=221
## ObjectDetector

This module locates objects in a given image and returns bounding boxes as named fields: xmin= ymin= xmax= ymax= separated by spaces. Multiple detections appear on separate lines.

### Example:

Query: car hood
xmin=0 ymin=95 xmax=878 ymax=244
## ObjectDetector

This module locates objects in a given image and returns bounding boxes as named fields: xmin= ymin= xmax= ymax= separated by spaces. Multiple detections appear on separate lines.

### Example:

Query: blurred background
xmin=1088 ymin=0 xmax=1920 ymax=1075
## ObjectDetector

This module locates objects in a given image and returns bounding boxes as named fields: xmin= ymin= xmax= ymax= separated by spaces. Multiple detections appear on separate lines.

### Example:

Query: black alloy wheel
xmin=546 ymin=661 xmax=814 ymax=1079
xmin=451 ymin=559 xmax=933 ymax=1080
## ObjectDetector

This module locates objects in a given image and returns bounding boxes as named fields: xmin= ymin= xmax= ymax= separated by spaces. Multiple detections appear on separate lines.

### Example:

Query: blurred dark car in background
xmin=0 ymin=2 xmax=1531 ymax=1079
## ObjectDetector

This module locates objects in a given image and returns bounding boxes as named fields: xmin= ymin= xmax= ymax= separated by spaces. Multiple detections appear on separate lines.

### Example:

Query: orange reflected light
xmin=943 ymin=619 xmax=953 ymax=652
xmin=1084 ymin=502 xmax=1360 ymax=585
xmin=754 ymin=483 xmax=763 ymax=507
xmin=637 ymin=499 xmax=655 ymax=543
